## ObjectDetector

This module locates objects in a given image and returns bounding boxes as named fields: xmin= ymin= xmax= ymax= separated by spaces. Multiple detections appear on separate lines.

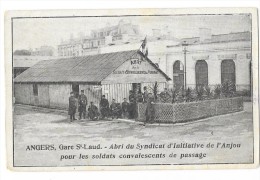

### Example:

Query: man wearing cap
xmin=68 ymin=92 xmax=77 ymax=122
xmin=144 ymin=93 xmax=155 ymax=125
xmin=78 ymin=90 xmax=88 ymax=120
xmin=100 ymin=95 xmax=109 ymax=119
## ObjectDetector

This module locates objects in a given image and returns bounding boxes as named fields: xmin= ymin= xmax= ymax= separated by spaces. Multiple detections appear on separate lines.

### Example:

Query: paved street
xmin=13 ymin=103 xmax=254 ymax=166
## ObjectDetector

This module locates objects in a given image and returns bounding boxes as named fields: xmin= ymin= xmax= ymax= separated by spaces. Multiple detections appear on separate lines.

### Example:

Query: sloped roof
xmin=14 ymin=50 xmax=170 ymax=83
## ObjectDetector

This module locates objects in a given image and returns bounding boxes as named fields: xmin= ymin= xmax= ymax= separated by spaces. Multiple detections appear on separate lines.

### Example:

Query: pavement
xmin=13 ymin=102 xmax=254 ymax=167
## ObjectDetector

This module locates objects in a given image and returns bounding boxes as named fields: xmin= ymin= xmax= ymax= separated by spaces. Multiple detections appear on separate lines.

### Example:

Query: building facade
xmin=57 ymin=19 xmax=142 ymax=57
xmin=164 ymin=31 xmax=252 ymax=91
xmin=14 ymin=50 xmax=170 ymax=109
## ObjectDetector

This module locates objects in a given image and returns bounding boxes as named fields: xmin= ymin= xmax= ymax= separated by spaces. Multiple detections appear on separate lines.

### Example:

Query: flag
xmin=140 ymin=36 xmax=148 ymax=57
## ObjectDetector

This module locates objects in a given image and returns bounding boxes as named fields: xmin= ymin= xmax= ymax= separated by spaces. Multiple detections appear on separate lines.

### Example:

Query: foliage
xmin=185 ymin=87 xmax=193 ymax=102
xmin=221 ymin=80 xmax=236 ymax=98
xmin=13 ymin=49 xmax=31 ymax=56
xmin=158 ymin=81 xmax=240 ymax=104
xmin=205 ymin=86 xmax=212 ymax=99
xmin=213 ymin=85 xmax=221 ymax=99
xmin=196 ymin=86 xmax=204 ymax=101
xmin=153 ymin=81 xmax=158 ymax=101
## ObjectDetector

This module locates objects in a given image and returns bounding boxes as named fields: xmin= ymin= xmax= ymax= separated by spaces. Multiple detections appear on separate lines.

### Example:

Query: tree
xmin=13 ymin=49 xmax=31 ymax=56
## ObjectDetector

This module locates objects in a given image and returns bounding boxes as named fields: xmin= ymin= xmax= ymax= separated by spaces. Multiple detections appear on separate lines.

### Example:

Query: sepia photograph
xmin=5 ymin=8 xmax=259 ymax=170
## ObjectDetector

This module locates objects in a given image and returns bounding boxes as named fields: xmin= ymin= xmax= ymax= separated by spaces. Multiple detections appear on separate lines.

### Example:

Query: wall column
xmin=207 ymin=59 xmax=221 ymax=87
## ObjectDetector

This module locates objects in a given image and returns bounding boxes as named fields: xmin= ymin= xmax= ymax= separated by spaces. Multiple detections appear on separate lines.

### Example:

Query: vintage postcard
xmin=5 ymin=8 xmax=259 ymax=171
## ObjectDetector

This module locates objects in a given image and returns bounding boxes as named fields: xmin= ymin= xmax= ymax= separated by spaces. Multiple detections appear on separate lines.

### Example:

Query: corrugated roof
xmin=14 ymin=50 xmax=171 ymax=83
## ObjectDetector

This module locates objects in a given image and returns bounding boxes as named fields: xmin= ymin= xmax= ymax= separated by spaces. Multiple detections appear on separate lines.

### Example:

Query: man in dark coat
xmin=110 ymin=99 xmax=121 ymax=119
xmin=78 ymin=90 xmax=88 ymax=120
xmin=128 ymin=98 xmax=136 ymax=119
xmin=68 ymin=92 xmax=77 ymax=122
xmin=142 ymin=86 xmax=149 ymax=103
xmin=121 ymin=98 xmax=129 ymax=119
xmin=88 ymin=102 xmax=99 ymax=120
xmin=100 ymin=95 xmax=109 ymax=119
xmin=128 ymin=90 xmax=134 ymax=102
xmin=145 ymin=93 xmax=155 ymax=125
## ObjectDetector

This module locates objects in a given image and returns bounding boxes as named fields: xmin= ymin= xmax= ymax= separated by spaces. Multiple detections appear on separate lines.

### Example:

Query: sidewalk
xmin=15 ymin=103 xmax=250 ymax=127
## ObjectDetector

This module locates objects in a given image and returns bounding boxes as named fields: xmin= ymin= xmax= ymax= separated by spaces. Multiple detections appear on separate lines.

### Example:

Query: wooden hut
xmin=14 ymin=50 xmax=171 ymax=109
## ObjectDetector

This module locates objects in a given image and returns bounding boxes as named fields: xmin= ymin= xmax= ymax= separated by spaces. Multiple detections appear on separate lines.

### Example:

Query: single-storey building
xmin=14 ymin=50 xmax=170 ymax=109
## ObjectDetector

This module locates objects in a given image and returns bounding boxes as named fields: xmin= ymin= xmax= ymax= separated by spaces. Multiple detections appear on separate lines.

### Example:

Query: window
xmin=33 ymin=84 xmax=38 ymax=96
xmin=173 ymin=60 xmax=184 ymax=90
xmin=221 ymin=59 xmax=236 ymax=85
xmin=195 ymin=60 xmax=208 ymax=89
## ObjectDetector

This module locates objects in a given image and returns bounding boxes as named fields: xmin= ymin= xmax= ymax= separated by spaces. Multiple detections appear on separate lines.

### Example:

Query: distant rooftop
xmin=179 ymin=31 xmax=251 ymax=46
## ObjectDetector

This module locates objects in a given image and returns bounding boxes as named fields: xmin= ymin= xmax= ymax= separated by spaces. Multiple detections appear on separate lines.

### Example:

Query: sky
xmin=13 ymin=14 xmax=251 ymax=52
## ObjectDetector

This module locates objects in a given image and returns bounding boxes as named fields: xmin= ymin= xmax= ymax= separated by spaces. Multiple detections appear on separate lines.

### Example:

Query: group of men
xmin=68 ymin=87 xmax=156 ymax=124
xmin=68 ymin=90 xmax=98 ymax=121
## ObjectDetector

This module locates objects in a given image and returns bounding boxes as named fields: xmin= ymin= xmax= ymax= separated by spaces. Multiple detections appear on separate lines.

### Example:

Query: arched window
xmin=173 ymin=60 xmax=184 ymax=90
xmin=195 ymin=60 xmax=208 ymax=88
xmin=221 ymin=60 xmax=236 ymax=85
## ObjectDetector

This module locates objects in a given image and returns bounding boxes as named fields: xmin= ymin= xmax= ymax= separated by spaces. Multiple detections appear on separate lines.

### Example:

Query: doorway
xmin=132 ymin=83 xmax=141 ymax=93
xmin=72 ymin=84 xmax=79 ymax=98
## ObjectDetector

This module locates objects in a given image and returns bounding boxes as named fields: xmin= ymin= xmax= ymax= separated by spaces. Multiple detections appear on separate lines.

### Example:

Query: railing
xmin=137 ymin=97 xmax=243 ymax=123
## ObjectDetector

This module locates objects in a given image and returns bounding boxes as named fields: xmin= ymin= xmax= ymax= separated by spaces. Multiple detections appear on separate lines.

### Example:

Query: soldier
xmin=144 ymin=93 xmax=155 ymax=125
xmin=68 ymin=92 xmax=77 ymax=122
xmin=100 ymin=95 xmax=109 ymax=119
xmin=78 ymin=90 xmax=88 ymax=120
xmin=128 ymin=90 xmax=134 ymax=102
xmin=110 ymin=99 xmax=121 ymax=119
xmin=142 ymin=86 xmax=149 ymax=103
xmin=121 ymin=98 xmax=129 ymax=119
xmin=128 ymin=97 xmax=138 ymax=119
xmin=88 ymin=102 xmax=99 ymax=120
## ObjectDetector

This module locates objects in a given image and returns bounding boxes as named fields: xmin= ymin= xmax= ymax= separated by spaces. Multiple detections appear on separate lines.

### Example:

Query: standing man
xmin=144 ymin=93 xmax=155 ymax=125
xmin=143 ymin=86 xmax=149 ymax=103
xmin=121 ymin=98 xmax=129 ymax=119
xmin=68 ymin=92 xmax=77 ymax=122
xmin=78 ymin=90 xmax=88 ymax=120
xmin=100 ymin=95 xmax=109 ymax=119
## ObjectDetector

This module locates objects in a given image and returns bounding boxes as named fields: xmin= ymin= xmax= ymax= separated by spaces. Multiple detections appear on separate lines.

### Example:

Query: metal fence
xmin=137 ymin=97 xmax=243 ymax=123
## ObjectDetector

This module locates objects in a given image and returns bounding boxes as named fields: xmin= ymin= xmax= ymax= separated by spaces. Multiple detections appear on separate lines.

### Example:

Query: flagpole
xmin=139 ymin=35 xmax=147 ymax=50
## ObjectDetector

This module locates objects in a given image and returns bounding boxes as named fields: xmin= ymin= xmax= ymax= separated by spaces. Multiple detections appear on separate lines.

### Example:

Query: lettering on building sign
xmin=130 ymin=58 xmax=142 ymax=70
xmin=92 ymin=85 xmax=101 ymax=90
xmin=218 ymin=54 xmax=237 ymax=60
xmin=113 ymin=70 xmax=158 ymax=75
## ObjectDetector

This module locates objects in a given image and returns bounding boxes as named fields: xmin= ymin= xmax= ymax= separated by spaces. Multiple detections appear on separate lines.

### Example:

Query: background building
xmin=165 ymin=30 xmax=252 ymax=91
xmin=57 ymin=19 xmax=142 ymax=57
xmin=31 ymin=46 xmax=55 ymax=56
xmin=13 ymin=55 xmax=57 ymax=78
